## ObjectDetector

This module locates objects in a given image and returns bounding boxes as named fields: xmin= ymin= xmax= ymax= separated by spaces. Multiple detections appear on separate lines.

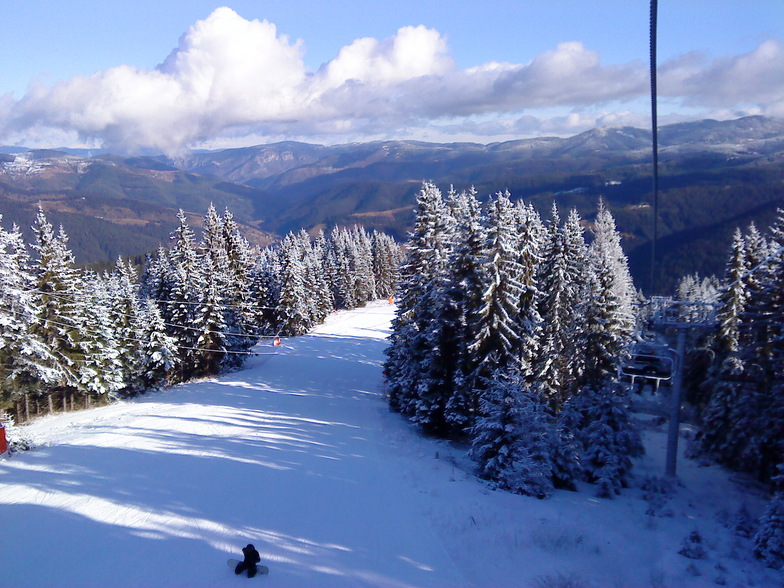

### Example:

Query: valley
xmin=3 ymin=115 xmax=784 ymax=292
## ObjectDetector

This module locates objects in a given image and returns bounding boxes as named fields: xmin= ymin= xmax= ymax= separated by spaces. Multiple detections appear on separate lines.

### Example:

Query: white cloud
xmin=659 ymin=40 xmax=784 ymax=115
xmin=1 ymin=7 xmax=782 ymax=153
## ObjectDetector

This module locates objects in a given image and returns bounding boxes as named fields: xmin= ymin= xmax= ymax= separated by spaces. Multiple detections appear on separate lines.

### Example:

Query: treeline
xmin=0 ymin=205 xmax=401 ymax=422
xmin=692 ymin=216 xmax=784 ymax=484
xmin=384 ymin=182 xmax=643 ymax=499
xmin=673 ymin=212 xmax=784 ymax=569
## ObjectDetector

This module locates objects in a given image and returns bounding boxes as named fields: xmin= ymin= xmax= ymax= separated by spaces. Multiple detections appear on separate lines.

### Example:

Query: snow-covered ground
xmin=1 ymin=302 xmax=780 ymax=587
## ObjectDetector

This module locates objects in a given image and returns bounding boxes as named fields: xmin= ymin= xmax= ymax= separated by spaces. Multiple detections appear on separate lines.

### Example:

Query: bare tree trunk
xmin=62 ymin=390 xmax=68 ymax=412
xmin=48 ymin=393 xmax=55 ymax=414
xmin=24 ymin=393 xmax=30 ymax=422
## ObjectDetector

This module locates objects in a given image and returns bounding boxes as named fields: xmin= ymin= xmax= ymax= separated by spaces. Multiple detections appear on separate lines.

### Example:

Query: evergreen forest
xmin=383 ymin=182 xmax=784 ymax=565
xmin=0 ymin=205 xmax=402 ymax=422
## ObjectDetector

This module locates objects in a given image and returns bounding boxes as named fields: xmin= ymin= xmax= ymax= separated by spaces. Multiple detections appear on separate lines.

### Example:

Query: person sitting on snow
xmin=234 ymin=543 xmax=261 ymax=578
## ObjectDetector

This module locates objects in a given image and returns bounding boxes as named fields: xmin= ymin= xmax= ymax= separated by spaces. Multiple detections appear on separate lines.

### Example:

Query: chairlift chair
xmin=620 ymin=340 xmax=676 ymax=391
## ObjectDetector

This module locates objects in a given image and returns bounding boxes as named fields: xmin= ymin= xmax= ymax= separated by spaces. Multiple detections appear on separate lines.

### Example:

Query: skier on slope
xmin=234 ymin=543 xmax=261 ymax=578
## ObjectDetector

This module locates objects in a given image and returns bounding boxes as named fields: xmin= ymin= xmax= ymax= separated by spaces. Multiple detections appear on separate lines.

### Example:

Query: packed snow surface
xmin=1 ymin=302 xmax=780 ymax=587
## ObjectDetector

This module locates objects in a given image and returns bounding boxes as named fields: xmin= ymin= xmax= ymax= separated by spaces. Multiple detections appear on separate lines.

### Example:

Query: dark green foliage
xmin=559 ymin=383 xmax=644 ymax=498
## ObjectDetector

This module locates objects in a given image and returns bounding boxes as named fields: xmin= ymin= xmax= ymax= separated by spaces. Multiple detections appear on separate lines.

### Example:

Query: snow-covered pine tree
xmin=442 ymin=188 xmax=487 ymax=433
xmin=559 ymin=382 xmax=644 ymax=498
xmin=194 ymin=265 xmax=228 ymax=376
xmin=220 ymin=208 xmax=259 ymax=338
xmin=107 ymin=258 xmax=147 ymax=396
xmin=77 ymin=271 xmax=124 ymax=398
xmin=312 ymin=230 xmax=336 ymax=319
xmin=716 ymin=229 xmax=748 ymax=356
xmin=200 ymin=206 xmax=257 ymax=367
xmin=299 ymin=229 xmax=332 ymax=326
xmin=250 ymin=247 xmax=281 ymax=334
xmin=470 ymin=368 xmax=556 ymax=498
xmin=384 ymin=182 xmax=451 ymax=416
xmin=0 ymin=218 xmax=51 ymax=416
xmin=167 ymin=210 xmax=203 ymax=381
xmin=535 ymin=205 xmax=587 ymax=411
xmin=27 ymin=208 xmax=88 ymax=415
xmin=754 ymin=491 xmax=784 ymax=569
xmin=350 ymin=225 xmax=376 ymax=306
xmin=371 ymin=230 xmax=401 ymax=300
xmin=276 ymin=231 xmax=313 ymax=336
xmin=512 ymin=200 xmax=544 ymax=379
xmin=576 ymin=262 xmax=624 ymax=390
xmin=328 ymin=226 xmax=358 ymax=310
xmin=138 ymin=300 xmax=178 ymax=389
xmin=577 ymin=205 xmax=636 ymax=391
xmin=589 ymin=200 xmax=635 ymax=331
xmin=409 ymin=259 xmax=462 ymax=436
xmin=469 ymin=192 xmax=525 ymax=390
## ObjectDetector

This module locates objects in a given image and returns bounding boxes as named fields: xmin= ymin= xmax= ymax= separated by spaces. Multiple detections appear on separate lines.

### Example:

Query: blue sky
xmin=1 ymin=1 xmax=782 ymax=153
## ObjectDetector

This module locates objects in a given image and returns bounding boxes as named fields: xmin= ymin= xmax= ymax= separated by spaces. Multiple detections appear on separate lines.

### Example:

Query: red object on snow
xmin=272 ymin=336 xmax=281 ymax=346
xmin=0 ymin=422 xmax=7 ymax=454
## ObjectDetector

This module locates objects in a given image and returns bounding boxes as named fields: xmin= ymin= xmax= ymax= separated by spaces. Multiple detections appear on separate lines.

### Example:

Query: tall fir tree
xmin=168 ymin=210 xmax=203 ymax=381
xmin=384 ymin=182 xmax=451 ymax=415
xmin=442 ymin=188 xmax=488 ymax=432
xmin=0 ymin=218 xmax=50 ymax=414
xmin=27 ymin=208 xmax=87 ymax=411
xmin=535 ymin=205 xmax=587 ymax=410
xmin=469 ymin=192 xmax=525 ymax=390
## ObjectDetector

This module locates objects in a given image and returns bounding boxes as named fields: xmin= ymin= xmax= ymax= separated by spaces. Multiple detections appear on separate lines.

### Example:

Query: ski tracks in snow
xmin=0 ymin=302 xmax=468 ymax=587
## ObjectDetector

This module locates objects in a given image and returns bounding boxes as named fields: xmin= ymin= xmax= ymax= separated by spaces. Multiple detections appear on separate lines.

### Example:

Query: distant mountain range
xmin=3 ymin=115 xmax=784 ymax=292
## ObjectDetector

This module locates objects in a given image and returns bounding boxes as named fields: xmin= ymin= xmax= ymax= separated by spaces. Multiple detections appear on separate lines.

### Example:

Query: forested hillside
xmin=381 ymin=182 xmax=784 ymax=569
xmin=0 ymin=205 xmax=401 ymax=422
xmin=3 ymin=116 xmax=784 ymax=292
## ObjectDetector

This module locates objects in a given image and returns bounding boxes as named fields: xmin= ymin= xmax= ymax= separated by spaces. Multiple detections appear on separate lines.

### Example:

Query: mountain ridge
xmin=3 ymin=115 xmax=784 ymax=292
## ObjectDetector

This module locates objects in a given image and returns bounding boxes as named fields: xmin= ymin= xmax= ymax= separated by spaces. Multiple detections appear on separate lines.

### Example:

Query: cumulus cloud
xmin=659 ymin=39 xmax=784 ymax=116
xmin=1 ymin=7 xmax=783 ymax=153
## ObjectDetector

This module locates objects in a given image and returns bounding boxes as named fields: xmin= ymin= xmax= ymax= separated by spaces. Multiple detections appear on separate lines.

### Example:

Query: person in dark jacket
xmin=234 ymin=543 xmax=261 ymax=578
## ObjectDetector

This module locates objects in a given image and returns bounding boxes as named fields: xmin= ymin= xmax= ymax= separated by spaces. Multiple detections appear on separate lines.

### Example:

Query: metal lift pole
xmin=665 ymin=327 xmax=687 ymax=477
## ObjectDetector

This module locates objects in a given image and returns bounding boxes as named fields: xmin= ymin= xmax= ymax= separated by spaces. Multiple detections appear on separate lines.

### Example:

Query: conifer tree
xmin=251 ymin=247 xmax=281 ymax=334
xmin=512 ymin=201 xmax=544 ymax=378
xmin=716 ymin=228 xmax=748 ymax=356
xmin=442 ymin=188 xmax=487 ymax=432
xmin=385 ymin=182 xmax=451 ymax=415
xmin=470 ymin=369 xmax=555 ymax=498
xmin=469 ymin=192 xmax=525 ymax=387
xmin=77 ymin=271 xmax=124 ymax=398
xmin=0 ymin=218 xmax=49 ymax=413
xmin=138 ymin=300 xmax=178 ymax=388
xmin=107 ymin=258 xmax=146 ymax=395
xmin=754 ymin=492 xmax=784 ymax=569
xmin=27 ymin=208 xmax=87 ymax=410
xmin=194 ymin=267 xmax=228 ymax=376
xmin=168 ymin=210 xmax=202 ymax=381
xmin=535 ymin=205 xmax=587 ymax=410
xmin=371 ymin=230 xmax=401 ymax=300
xmin=276 ymin=232 xmax=312 ymax=336
xmin=560 ymin=382 xmax=644 ymax=498
xmin=591 ymin=200 xmax=636 ymax=328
